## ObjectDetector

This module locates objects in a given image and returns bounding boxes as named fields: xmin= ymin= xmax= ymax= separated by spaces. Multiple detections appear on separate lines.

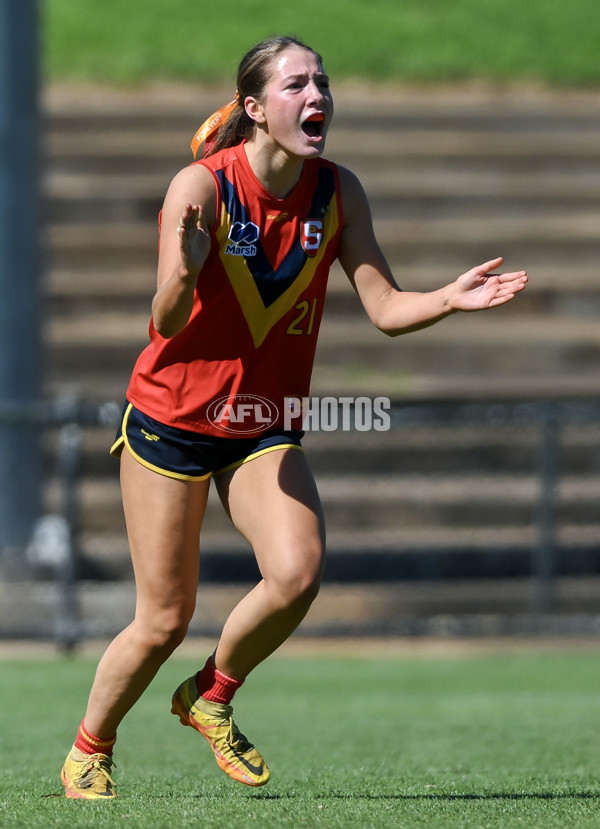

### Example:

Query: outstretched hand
xmin=449 ymin=257 xmax=528 ymax=311
xmin=177 ymin=203 xmax=211 ymax=275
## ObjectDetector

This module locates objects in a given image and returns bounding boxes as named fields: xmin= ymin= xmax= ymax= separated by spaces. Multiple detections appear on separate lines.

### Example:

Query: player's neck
xmin=244 ymin=140 xmax=304 ymax=200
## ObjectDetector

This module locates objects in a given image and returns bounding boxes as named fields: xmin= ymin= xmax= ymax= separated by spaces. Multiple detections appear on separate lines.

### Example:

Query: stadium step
xmin=63 ymin=420 xmax=600 ymax=478
xmin=36 ymin=83 xmax=600 ymax=589
xmin=52 ymin=471 xmax=597 ymax=535
xmin=44 ymin=306 xmax=600 ymax=400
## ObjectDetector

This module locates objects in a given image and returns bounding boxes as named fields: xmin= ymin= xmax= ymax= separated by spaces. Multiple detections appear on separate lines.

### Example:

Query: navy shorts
xmin=110 ymin=402 xmax=304 ymax=481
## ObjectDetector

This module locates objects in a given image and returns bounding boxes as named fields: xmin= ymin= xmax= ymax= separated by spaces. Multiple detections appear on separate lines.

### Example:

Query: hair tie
xmin=190 ymin=92 xmax=240 ymax=159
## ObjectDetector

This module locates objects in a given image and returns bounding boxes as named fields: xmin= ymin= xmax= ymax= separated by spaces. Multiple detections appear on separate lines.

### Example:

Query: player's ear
xmin=245 ymin=96 xmax=266 ymax=125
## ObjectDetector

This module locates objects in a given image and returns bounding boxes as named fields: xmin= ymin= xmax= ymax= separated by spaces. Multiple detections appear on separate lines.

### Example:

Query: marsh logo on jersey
xmin=300 ymin=219 xmax=323 ymax=257
xmin=207 ymin=394 xmax=279 ymax=435
xmin=225 ymin=221 xmax=260 ymax=256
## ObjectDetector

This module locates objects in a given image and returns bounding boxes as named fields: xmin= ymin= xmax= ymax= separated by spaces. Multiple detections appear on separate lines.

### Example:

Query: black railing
xmin=1 ymin=395 xmax=599 ymax=649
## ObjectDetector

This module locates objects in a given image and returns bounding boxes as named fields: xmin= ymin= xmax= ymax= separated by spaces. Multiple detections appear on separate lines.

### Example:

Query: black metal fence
xmin=1 ymin=395 xmax=599 ymax=649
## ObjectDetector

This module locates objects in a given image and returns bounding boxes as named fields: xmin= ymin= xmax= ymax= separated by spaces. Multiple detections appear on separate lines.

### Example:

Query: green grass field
xmin=1 ymin=645 xmax=600 ymax=828
xmin=43 ymin=0 xmax=600 ymax=87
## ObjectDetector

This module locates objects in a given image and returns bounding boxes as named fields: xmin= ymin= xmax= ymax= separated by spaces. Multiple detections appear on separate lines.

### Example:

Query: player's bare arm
xmin=152 ymin=164 xmax=216 ymax=338
xmin=338 ymin=167 xmax=527 ymax=336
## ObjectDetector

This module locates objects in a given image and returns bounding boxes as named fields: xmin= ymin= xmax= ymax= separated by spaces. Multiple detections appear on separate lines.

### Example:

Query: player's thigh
xmin=120 ymin=448 xmax=210 ymax=612
xmin=214 ymin=447 xmax=325 ymax=580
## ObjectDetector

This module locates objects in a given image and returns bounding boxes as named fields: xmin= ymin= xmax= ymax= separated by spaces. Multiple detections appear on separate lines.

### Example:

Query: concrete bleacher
xmin=33 ymin=82 xmax=600 ymax=636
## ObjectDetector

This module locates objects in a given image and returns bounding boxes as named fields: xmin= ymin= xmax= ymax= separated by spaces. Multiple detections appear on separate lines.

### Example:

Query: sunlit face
xmin=246 ymin=45 xmax=334 ymax=159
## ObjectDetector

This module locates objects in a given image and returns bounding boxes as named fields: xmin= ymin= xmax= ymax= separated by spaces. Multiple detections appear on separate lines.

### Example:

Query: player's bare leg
xmin=212 ymin=447 xmax=326 ymax=679
xmin=83 ymin=449 xmax=210 ymax=737
xmin=63 ymin=450 xmax=210 ymax=797
xmin=170 ymin=447 xmax=324 ymax=786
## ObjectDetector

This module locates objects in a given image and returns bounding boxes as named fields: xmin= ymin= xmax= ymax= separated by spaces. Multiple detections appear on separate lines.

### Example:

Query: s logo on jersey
xmin=301 ymin=219 xmax=323 ymax=257
xmin=226 ymin=221 xmax=260 ymax=256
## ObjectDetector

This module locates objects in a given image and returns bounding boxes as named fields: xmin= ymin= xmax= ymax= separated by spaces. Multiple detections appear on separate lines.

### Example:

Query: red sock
xmin=74 ymin=719 xmax=117 ymax=757
xmin=195 ymin=656 xmax=244 ymax=704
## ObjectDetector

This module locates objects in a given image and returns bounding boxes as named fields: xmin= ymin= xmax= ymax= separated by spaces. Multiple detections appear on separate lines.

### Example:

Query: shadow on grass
xmin=249 ymin=791 xmax=600 ymax=802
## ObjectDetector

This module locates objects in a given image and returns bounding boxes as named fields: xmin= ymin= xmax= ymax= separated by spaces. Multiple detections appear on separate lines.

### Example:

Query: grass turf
xmin=1 ymin=646 xmax=600 ymax=827
xmin=43 ymin=0 xmax=600 ymax=87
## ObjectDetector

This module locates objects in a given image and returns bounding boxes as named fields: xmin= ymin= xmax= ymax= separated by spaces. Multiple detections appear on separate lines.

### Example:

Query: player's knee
xmin=291 ymin=571 xmax=322 ymax=609
xmin=147 ymin=621 xmax=189 ymax=655
xmin=268 ymin=546 xmax=324 ymax=609
xmin=137 ymin=606 xmax=193 ymax=654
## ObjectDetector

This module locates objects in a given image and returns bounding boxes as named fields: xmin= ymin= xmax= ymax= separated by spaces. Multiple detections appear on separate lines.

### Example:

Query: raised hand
xmin=449 ymin=257 xmax=528 ymax=311
xmin=177 ymin=203 xmax=211 ymax=276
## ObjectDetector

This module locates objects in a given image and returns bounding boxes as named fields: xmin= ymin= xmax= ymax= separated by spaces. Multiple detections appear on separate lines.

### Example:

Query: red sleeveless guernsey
xmin=126 ymin=143 xmax=343 ymax=436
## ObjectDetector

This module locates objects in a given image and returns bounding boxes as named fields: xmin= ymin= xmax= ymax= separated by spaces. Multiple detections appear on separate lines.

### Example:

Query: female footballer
xmin=61 ymin=35 xmax=527 ymax=798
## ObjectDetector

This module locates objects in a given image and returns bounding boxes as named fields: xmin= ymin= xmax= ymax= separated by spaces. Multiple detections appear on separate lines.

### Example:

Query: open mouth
xmin=301 ymin=112 xmax=326 ymax=139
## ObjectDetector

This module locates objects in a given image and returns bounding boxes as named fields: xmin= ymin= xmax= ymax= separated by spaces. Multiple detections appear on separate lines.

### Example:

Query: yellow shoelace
xmin=79 ymin=754 xmax=117 ymax=790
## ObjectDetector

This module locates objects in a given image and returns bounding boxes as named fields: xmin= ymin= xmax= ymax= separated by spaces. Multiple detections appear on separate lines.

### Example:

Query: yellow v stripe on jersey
xmin=215 ymin=170 xmax=340 ymax=348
